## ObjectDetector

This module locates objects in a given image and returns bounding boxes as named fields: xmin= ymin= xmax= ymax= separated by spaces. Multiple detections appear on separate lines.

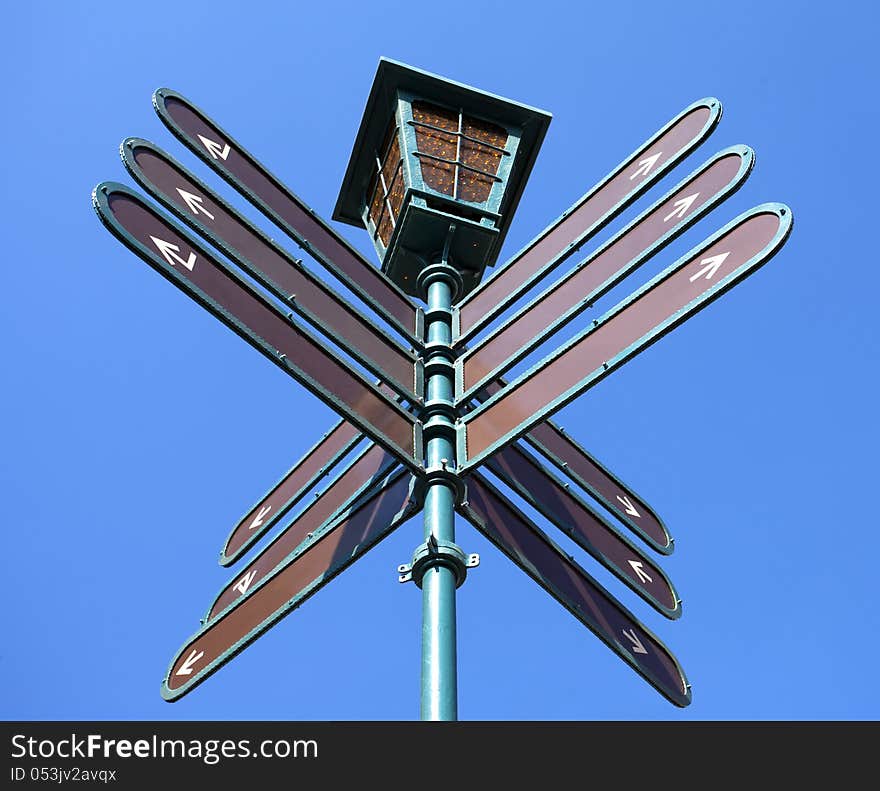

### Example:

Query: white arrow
xmin=176 ymin=188 xmax=215 ymax=221
xmin=149 ymin=236 xmax=196 ymax=271
xmin=622 ymin=628 xmax=648 ymax=655
xmin=197 ymin=134 xmax=230 ymax=161
xmin=616 ymin=495 xmax=640 ymax=518
xmin=628 ymin=560 xmax=653 ymax=585
xmin=689 ymin=251 xmax=730 ymax=283
xmin=248 ymin=505 xmax=272 ymax=531
xmin=175 ymin=649 xmax=204 ymax=676
xmin=234 ymin=570 xmax=257 ymax=596
xmin=663 ymin=192 xmax=700 ymax=222
xmin=629 ymin=152 xmax=662 ymax=181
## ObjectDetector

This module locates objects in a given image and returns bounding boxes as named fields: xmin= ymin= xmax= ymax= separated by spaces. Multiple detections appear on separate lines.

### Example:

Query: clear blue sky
xmin=3 ymin=0 xmax=877 ymax=721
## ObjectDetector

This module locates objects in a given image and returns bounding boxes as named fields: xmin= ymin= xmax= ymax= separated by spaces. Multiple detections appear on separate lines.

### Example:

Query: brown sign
xmin=162 ymin=470 xmax=418 ymax=700
xmin=93 ymin=184 xmax=421 ymax=473
xmin=210 ymin=444 xmax=399 ymax=620
xmin=221 ymin=418 xmax=364 ymax=564
xmin=461 ymin=148 xmax=753 ymax=397
xmin=460 ymin=205 xmax=793 ymax=470
xmin=459 ymin=473 xmax=690 ymax=707
xmin=123 ymin=140 xmax=420 ymax=402
xmin=455 ymin=98 xmax=721 ymax=343
xmin=485 ymin=444 xmax=679 ymax=617
xmin=152 ymin=89 xmax=421 ymax=346
xmin=524 ymin=420 xmax=671 ymax=553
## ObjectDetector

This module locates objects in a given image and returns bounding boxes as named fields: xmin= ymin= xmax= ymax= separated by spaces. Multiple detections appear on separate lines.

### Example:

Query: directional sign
xmin=92 ymin=183 xmax=422 ymax=473
xmin=210 ymin=444 xmax=399 ymax=618
xmin=458 ymin=203 xmax=793 ymax=471
xmin=459 ymin=146 xmax=754 ymax=399
xmin=453 ymin=97 xmax=722 ymax=344
xmin=522 ymin=419 xmax=671 ymax=553
xmin=221 ymin=418 xmax=363 ymax=565
xmin=484 ymin=444 xmax=679 ymax=617
xmin=122 ymin=139 xmax=421 ymax=402
xmin=162 ymin=469 xmax=419 ymax=701
xmin=151 ymin=88 xmax=423 ymax=347
xmin=458 ymin=473 xmax=690 ymax=707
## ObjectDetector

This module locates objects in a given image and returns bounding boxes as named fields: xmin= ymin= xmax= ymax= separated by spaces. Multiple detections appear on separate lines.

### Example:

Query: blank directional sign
xmin=484 ymin=444 xmax=679 ymax=617
xmin=459 ymin=146 xmax=754 ymax=399
xmin=209 ymin=444 xmax=399 ymax=619
xmin=454 ymin=97 xmax=722 ymax=343
xmin=458 ymin=203 xmax=793 ymax=471
xmin=459 ymin=473 xmax=690 ymax=707
xmin=92 ymin=183 xmax=422 ymax=473
xmin=121 ymin=139 xmax=421 ymax=403
xmin=151 ymin=88 xmax=423 ymax=347
xmin=162 ymin=469 xmax=419 ymax=701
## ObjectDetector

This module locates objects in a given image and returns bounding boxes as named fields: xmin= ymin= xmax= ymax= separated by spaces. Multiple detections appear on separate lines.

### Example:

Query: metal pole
xmin=417 ymin=255 xmax=461 ymax=721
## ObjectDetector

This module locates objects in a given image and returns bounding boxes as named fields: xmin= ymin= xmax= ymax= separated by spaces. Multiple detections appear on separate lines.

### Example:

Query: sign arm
xmin=458 ymin=473 xmax=691 ymax=707
xmin=152 ymin=88 xmax=423 ymax=347
xmin=92 ymin=183 xmax=422 ymax=473
xmin=458 ymin=203 xmax=793 ymax=471
xmin=121 ymin=138 xmax=421 ymax=403
xmin=453 ymin=97 xmax=723 ymax=344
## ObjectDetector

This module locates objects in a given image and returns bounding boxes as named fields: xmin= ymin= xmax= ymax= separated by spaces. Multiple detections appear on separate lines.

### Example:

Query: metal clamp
xmin=398 ymin=534 xmax=479 ymax=588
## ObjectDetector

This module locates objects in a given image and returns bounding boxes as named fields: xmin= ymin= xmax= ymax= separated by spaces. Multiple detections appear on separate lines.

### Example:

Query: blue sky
xmin=3 ymin=0 xmax=878 ymax=721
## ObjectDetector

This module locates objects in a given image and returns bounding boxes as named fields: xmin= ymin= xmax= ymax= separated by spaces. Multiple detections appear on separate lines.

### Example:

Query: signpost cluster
xmin=93 ymin=58 xmax=791 ymax=718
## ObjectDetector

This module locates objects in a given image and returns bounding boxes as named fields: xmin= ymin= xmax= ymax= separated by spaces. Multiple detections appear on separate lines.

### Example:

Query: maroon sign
xmin=221 ymin=418 xmax=364 ymax=565
xmin=485 ymin=444 xmax=679 ymax=617
xmin=162 ymin=470 xmax=418 ymax=700
xmin=209 ymin=444 xmax=398 ymax=620
xmin=460 ymin=204 xmax=793 ymax=470
xmin=152 ymin=89 xmax=421 ymax=347
xmin=459 ymin=473 xmax=690 ymax=707
xmin=524 ymin=420 xmax=671 ymax=553
xmin=123 ymin=139 xmax=420 ymax=402
xmin=460 ymin=148 xmax=753 ymax=398
xmin=454 ymin=97 xmax=721 ymax=343
xmin=93 ymin=184 xmax=421 ymax=473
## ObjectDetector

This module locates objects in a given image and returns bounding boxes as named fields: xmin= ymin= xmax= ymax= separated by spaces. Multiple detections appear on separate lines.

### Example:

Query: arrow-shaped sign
xmin=153 ymin=89 xmax=422 ymax=348
xmin=485 ymin=443 xmax=679 ymax=617
xmin=458 ymin=146 xmax=754 ymax=402
xmin=248 ymin=505 xmax=272 ymax=531
xmin=196 ymin=134 xmax=230 ymax=161
xmin=621 ymin=628 xmax=648 ymax=655
xmin=149 ymin=236 xmax=196 ymax=271
xmin=458 ymin=473 xmax=691 ymax=707
xmin=663 ymin=192 xmax=699 ymax=222
xmin=207 ymin=444 xmax=399 ymax=621
xmin=175 ymin=649 xmax=204 ymax=677
xmin=122 ymin=139 xmax=420 ymax=403
xmin=510 ymin=410 xmax=672 ymax=553
xmin=617 ymin=495 xmax=640 ymax=517
xmin=628 ymin=560 xmax=653 ymax=585
xmin=458 ymin=203 xmax=793 ymax=472
xmin=221 ymin=418 xmax=363 ymax=565
xmin=629 ymin=153 xmax=662 ymax=180
xmin=690 ymin=252 xmax=730 ymax=282
xmin=176 ymin=187 xmax=215 ymax=220
xmin=453 ymin=97 xmax=722 ymax=345
xmin=162 ymin=469 xmax=419 ymax=701
xmin=93 ymin=183 xmax=422 ymax=474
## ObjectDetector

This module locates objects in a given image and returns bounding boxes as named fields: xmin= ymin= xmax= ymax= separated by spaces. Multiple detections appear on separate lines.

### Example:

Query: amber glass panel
xmin=367 ymin=120 xmax=403 ymax=246
xmin=460 ymin=116 xmax=507 ymax=202
xmin=412 ymin=100 xmax=508 ymax=204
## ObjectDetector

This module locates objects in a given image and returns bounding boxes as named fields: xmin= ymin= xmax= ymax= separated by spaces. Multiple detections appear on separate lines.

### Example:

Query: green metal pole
xmin=418 ymin=260 xmax=460 ymax=721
